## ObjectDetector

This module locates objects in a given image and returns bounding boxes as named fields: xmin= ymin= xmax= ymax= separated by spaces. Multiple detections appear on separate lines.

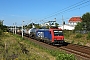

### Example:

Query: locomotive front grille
xmin=54 ymin=40 xmax=64 ymax=43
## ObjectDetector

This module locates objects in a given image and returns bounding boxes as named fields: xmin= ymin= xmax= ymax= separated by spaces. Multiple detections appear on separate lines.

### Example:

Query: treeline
xmin=75 ymin=12 xmax=90 ymax=33
xmin=0 ymin=21 xmax=8 ymax=36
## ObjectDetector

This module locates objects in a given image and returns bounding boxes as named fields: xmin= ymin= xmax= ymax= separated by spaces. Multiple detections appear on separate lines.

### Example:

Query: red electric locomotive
xmin=36 ymin=28 xmax=64 ymax=45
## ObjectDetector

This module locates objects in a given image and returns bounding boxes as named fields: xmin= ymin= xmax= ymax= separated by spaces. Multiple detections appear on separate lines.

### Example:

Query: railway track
xmin=21 ymin=35 xmax=90 ymax=60
xmin=60 ymin=44 xmax=90 ymax=60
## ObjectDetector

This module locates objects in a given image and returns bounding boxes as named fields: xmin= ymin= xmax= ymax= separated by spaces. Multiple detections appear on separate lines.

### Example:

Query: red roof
xmin=69 ymin=17 xmax=82 ymax=22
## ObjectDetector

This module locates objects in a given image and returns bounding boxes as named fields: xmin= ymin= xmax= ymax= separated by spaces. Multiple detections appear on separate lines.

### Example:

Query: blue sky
xmin=0 ymin=0 xmax=90 ymax=26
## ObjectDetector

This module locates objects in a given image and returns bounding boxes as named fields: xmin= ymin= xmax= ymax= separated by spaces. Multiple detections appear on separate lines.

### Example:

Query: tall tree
xmin=82 ymin=12 xmax=90 ymax=31
xmin=82 ymin=12 xmax=90 ymax=22
xmin=75 ymin=12 xmax=90 ymax=31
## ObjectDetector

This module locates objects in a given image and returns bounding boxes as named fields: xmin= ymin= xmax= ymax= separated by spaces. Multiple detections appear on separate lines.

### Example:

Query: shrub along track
xmin=23 ymin=35 xmax=90 ymax=60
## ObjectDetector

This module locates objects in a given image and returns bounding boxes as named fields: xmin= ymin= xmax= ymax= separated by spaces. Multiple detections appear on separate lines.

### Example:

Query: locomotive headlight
xmin=62 ymin=38 xmax=63 ymax=40
xmin=54 ymin=38 xmax=57 ymax=40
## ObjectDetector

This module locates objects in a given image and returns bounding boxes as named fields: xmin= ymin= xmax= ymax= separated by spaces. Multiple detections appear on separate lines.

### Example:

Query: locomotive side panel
xmin=36 ymin=29 xmax=52 ymax=42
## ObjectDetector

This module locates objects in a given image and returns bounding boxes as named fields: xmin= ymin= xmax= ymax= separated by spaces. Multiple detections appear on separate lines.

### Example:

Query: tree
xmin=75 ymin=23 xmax=83 ymax=31
xmin=0 ymin=21 xmax=3 ymax=36
xmin=34 ymin=24 xmax=41 ymax=28
xmin=75 ymin=12 xmax=90 ymax=31
xmin=25 ymin=23 xmax=41 ymax=29
xmin=0 ymin=20 xmax=8 ymax=32
xmin=25 ymin=24 xmax=32 ymax=28
xmin=55 ymin=23 xmax=59 ymax=27
xmin=82 ymin=12 xmax=90 ymax=22
xmin=82 ymin=12 xmax=90 ymax=31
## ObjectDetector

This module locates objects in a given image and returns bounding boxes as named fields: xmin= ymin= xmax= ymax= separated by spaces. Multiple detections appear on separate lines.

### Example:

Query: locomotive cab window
xmin=53 ymin=30 xmax=63 ymax=36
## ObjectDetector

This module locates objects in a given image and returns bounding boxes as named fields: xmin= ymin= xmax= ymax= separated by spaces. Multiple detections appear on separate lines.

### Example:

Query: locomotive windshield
xmin=53 ymin=30 xmax=63 ymax=36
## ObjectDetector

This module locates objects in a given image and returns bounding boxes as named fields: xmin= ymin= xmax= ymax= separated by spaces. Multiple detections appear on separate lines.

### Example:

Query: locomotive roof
xmin=37 ymin=28 xmax=59 ymax=30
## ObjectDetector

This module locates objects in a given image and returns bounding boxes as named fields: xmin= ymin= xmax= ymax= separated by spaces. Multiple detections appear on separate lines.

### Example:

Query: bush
xmin=71 ymin=40 xmax=74 ymax=44
xmin=56 ymin=54 xmax=76 ymax=60
xmin=75 ymin=33 xmax=82 ymax=38
xmin=86 ymin=32 xmax=90 ymax=40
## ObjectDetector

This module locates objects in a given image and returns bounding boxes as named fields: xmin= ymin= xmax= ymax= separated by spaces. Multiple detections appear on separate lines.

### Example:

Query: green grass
xmin=64 ymin=31 xmax=90 ymax=46
xmin=0 ymin=32 xmax=77 ymax=60
xmin=15 ymin=35 xmax=76 ymax=60
xmin=74 ymin=33 xmax=82 ymax=38
xmin=0 ymin=33 xmax=53 ymax=60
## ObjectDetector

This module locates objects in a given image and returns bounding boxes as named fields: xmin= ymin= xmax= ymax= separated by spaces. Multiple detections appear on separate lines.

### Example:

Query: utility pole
xmin=13 ymin=23 xmax=14 ymax=34
xmin=54 ymin=18 xmax=56 ymax=22
xmin=54 ymin=18 xmax=56 ymax=26
xmin=22 ymin=21 xmax=24 ymax=38
xmin=62 ymin=15 xmax=64 ymax=30
xmin=15 ymin=22 xmax=16 ymax=34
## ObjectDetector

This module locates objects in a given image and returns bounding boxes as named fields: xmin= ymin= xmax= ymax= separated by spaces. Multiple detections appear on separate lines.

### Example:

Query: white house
xmin=68 ymin=17 xmax=82 ymax=25
xmin=59 ymin=17 xmax=82 ymax=30
xmin=58 ymin=24 xmax=75 ymax=30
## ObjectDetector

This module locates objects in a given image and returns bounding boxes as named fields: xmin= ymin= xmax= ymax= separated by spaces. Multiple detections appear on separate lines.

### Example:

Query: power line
xmin=63 ymin=3 xmax=90 ymax=15
xmin=41 ymin=0 xmax=90 ymax=21
xmin=56 ymin=0 xmax=90 ymax=15
xmin=47 ymin=0 xmax=85 ymax=17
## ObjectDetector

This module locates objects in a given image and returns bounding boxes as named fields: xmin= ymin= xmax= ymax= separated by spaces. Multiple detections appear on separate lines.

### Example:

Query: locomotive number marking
xmin=37 ymin=32 xmax=44 ymax=37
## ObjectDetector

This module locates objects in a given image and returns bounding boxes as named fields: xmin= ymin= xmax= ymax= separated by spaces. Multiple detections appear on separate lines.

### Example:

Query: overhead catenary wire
xmin=40 ymin=0 xmax=90 ymax=21
xmin=44 ymin=0 xmax=85 ymax=19
xmin=55 ymin=0 xmax=90 ymax=15
xmin=63 ymin=3 xmax=90 ymax=16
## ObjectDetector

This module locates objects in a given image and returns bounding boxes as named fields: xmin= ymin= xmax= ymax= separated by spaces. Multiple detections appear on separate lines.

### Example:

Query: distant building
xmin=69 ymin=17 xmax=82 ymax=25
xmin=59 ymin=16 xmax=82 ymax=30
xmin=41 ymin=17 xmax=82 ymax=30
xmin=41 ymin=21 xmax=56 ymax=27
xmin=58 ymin=24 xmax=75 ymax=30
xmin=41 ymin=18 xmax=56 ymax=27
